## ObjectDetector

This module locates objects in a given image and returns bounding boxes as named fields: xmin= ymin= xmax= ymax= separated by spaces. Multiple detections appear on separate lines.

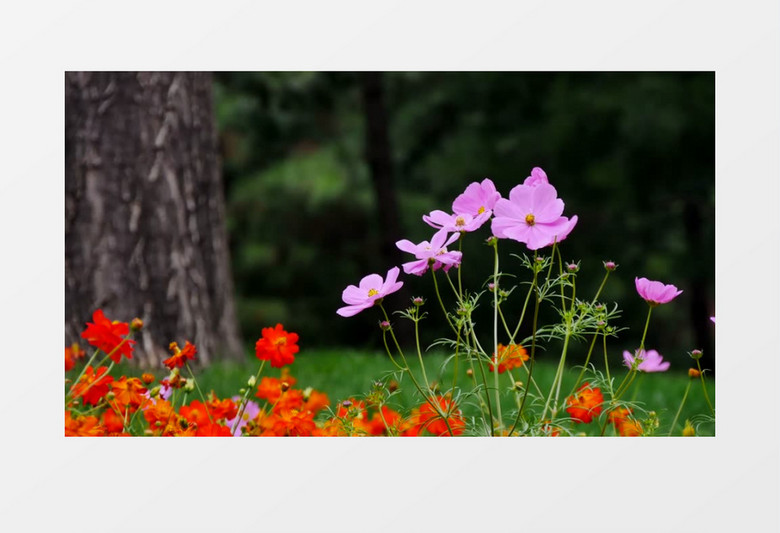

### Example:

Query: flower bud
xmin=379 ymin=320 xmax=391 ymax=331
xmin=280 ymin=381 xmax=290 ymax=392
xmin=486 ymin=236 xmax=498 ymax=246
xmin=690 ymin=349 xmax=703 ymax=360
xmin=149 ymin=386 xmax=161 ymax=397
xmin=130 ymin=318 xmax=144 ymax=331
xmin=183 ymin=379 xmax=195 ymax=392
xmin=688 ymin=368 xmax=701 ymax=378
xmin=603 ymin=261 xmax=617 ymax=272
xmin=513 ymin=381 xmax=524 ymax=391
xmin=303 ymin=386 xmax=313 ymax=401
xmin=342 ymin=400 xmax=352 ymax=408
xmin=566 ymin=262 xmax=579 ymax=273
xmin=141 ymin=373 xmax=155 ymax=384
xmin=247 ymin=375 xmax=257 ymax=387
xmin=488 ymin=283 xmax=496 ymax=292
xmin=388 ymin=380 xmax=399 ymax=392
xmin=682 ymin=420 xmax=695 ymax=437
xmin=466 ymin=368 xmax=474 ymax=378
xmin=412 ymin=297 xmax=425 ymax=307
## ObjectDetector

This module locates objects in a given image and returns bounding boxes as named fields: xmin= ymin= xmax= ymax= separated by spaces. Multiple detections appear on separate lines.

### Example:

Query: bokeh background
xmin=215 ymin=71 xmax=715 ymax=372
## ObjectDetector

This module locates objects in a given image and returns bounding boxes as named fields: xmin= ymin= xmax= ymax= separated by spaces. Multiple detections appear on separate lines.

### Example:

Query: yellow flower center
xmin=455 ymin=216 xmax=466 ymax=227
xmin=274 ymin=337 xmax=287 ymax=346
xmin=525 ymin=213 xmax=535 ymax=226
xmin=478 ymin=206 xmax=486 ymax=214
xmin=368 ymin=288 xmax=379 ymax=297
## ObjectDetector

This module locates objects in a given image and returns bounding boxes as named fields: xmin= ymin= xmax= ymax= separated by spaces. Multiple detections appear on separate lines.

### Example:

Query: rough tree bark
xmin=65 ymin=72 xmax=243 ymax=367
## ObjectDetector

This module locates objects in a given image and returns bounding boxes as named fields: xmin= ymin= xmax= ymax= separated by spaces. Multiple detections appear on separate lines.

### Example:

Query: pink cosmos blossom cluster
xmin=336 ymin=166 xmax=687 ymax=341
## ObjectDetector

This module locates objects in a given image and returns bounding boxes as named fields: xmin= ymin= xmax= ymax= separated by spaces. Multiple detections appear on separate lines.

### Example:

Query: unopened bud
xmin=690 ymin=349 xmax=703 ymax=360
xmin=280 ymin=381 xmax=290 ymax=392
xmin=466 ymin=369 xmax=474 ymax=378
xmin=513 ymin=381 xmax=524 ymax=391
xmin=342 ymin=400 xmax=352 ymax=408
xmin=682 ymin=420 xmax=696 ymax=437
xmin=130 ymin=318 xmax=144 ymax=331
xmin=303 ymin=386 xmax=313 ymax=401
xmin=488 ymin=283 xmax=496 ymax=292
xmin=388 ymin=380 xmax=399 ymax=392
xmin=486 ymin=236 xmax=498 ymax=246
xmin=412 ymin=297 xmax=425 ymax=307
xmin=603 ymin=261 xmax=617 ymax=272
xmin=247 ymin=375 xmax=257 ymax=387
xmin=566 ymin=262 xmax=579 ymax=273
xmin=183 ymin=379 xmax=195 ymax=392
xmin=379 ymin=320 xmax=391 ymax=331
xmin=149 ymin=386 xmax=161 ymax=397
xmin=688 ymin=368 xmax=701 ymax=378
xmin=141 ymin=373 xmax=155 ymax=384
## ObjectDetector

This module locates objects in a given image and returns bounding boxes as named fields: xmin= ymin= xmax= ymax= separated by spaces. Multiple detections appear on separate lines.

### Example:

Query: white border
xmin=1 ymin=1 xmax=778 ymax=531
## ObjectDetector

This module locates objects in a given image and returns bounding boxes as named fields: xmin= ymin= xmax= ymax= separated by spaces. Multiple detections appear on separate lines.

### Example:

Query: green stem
xmin=231 ymin=360 xmax=266 ymax=435
xmin=492 ymin=239 xmax=502 ymax=430
xmin=696 ymin=359 xmax=715 ymax=415
xmin=569 ymin=332 xmax=600 ymax=398
xmin=668 ymin=380 xmax=692 ymax=436
xmin=185 ymin=362 xmax=214 ymax=423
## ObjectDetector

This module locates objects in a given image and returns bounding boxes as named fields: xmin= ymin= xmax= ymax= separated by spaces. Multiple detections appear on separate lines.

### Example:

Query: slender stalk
xmin=668 ymin=380 xmax=692 ymax=436
xmin=231 ymin=360 xmax=266 ymax=435
xmin=568 ymin=332 xmax=600 ymax=398
xmin=492 ymin=239 xmax=502 ymax=430
xmin=509 ymin=255 xmax=541 ymax=435
xmin=696 ymin=359 xmax=715 ymax=415
xmin=413 ymin=313 xmax=430 ymax=390
xmin=184 ymin=362 xmax=214 ymax=423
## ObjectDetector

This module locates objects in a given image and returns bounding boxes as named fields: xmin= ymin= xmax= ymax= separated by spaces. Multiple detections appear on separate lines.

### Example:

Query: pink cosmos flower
xmin=623 ymin=349 xmax=670 ymax=372
xmin=226 ymin=396 xmax=260 ymax=436
xmin=523 ymin=167 xmax=550 ymax=187
xmin=634 ymin=277 xmax=683 ymax=306
xmin=452 ymin=178 xmax=502 ymax=218
xmin=337 ymin=267 xmax=404 ymax=317
xmin=422 ymin=209 xmax=491 ymax=233
xmin=490 ymin=182 xmax=578 ymax=250
xmin=396 ymin=229 xmax=463 ymax=276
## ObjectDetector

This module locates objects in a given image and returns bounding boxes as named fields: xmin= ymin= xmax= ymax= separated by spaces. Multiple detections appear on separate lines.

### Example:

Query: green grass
xmin=186 ymin=349 xmax=715 ymax=436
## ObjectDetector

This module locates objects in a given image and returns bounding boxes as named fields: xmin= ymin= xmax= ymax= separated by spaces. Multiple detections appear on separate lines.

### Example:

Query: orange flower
xmin=163 ymin=341 xmax=197 ymax=370
xmin=273 ymin=389 xmax=304 ymax=413
xmin=367 ymin=406 xmax=403 ymax=436
xmin=143 ymin=398 xmax=176 ymax=434
xmin=208 ymin=396 xmax=238 ymax=422
xmin=110 ymin=376 xmax=148 ymax=412
xmin=80 ymin=309 xmax=135 ymax=363
xmin=179 ymin=400 xmax=212 ymax=431
xmin=565 ymin=383 xmax=604 ymax=424
xmin=255 ymin=324 xmax=300 ymax=368
xmin=489 ymin=343 xmax=529 ymax=373
xmin=65 ymin=343 xmax=85 ymax=372
xmin=141 ymin=373 xmax=155 ymax=384
xmin=302 ymin=389 xmax=330 ymax=414
xmin=255 ymin=371 xmax=298 ymax=403
xmin=102 ymin=407 xmax=127 ymax=435
xmin=71 ymin=366 xmax=114 ymax=406
xmin=416 ymin=396 xmax=466 ymax=436
xmin=269 ymin=409 xmax=317 ymax=436
xmin=608 ymin=407 xmax=643 ymax=436
xmin=65 ymin=411 xmax=105 ymax=436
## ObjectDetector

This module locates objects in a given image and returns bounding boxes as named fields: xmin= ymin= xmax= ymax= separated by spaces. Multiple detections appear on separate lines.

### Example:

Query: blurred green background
xmin=214 ymin=72 xmax=715 ymax=373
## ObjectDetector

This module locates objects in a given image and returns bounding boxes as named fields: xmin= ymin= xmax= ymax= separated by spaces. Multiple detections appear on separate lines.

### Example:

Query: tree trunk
xmin=359 ymin=72 xmax=414 ymax=342
xmin=65 ymin=72 xmax=243 ymax=368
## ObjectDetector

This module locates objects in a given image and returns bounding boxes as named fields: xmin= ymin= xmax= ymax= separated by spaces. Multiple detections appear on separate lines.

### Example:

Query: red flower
xmin=565 ymin=383 xmax=604 ymax=424
xmin=208 ymin=396 xmax=238 ymax=422
xmin=416 ymin=396 xmax=466 ymax=436
xmin=489 ymin=343 xmax=529 ymax=373
xmin=163 ymin=341 xmax=197 ymax=370
xmin=71 ymin=366 xmax=114 ymax=406
xmin=255 ymin=324 xmax=299 ymax=368
xmin=65 ymin=343 xmax=85 ymax=372
xmin=80 ymin=309 xmax=135 ymax=363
